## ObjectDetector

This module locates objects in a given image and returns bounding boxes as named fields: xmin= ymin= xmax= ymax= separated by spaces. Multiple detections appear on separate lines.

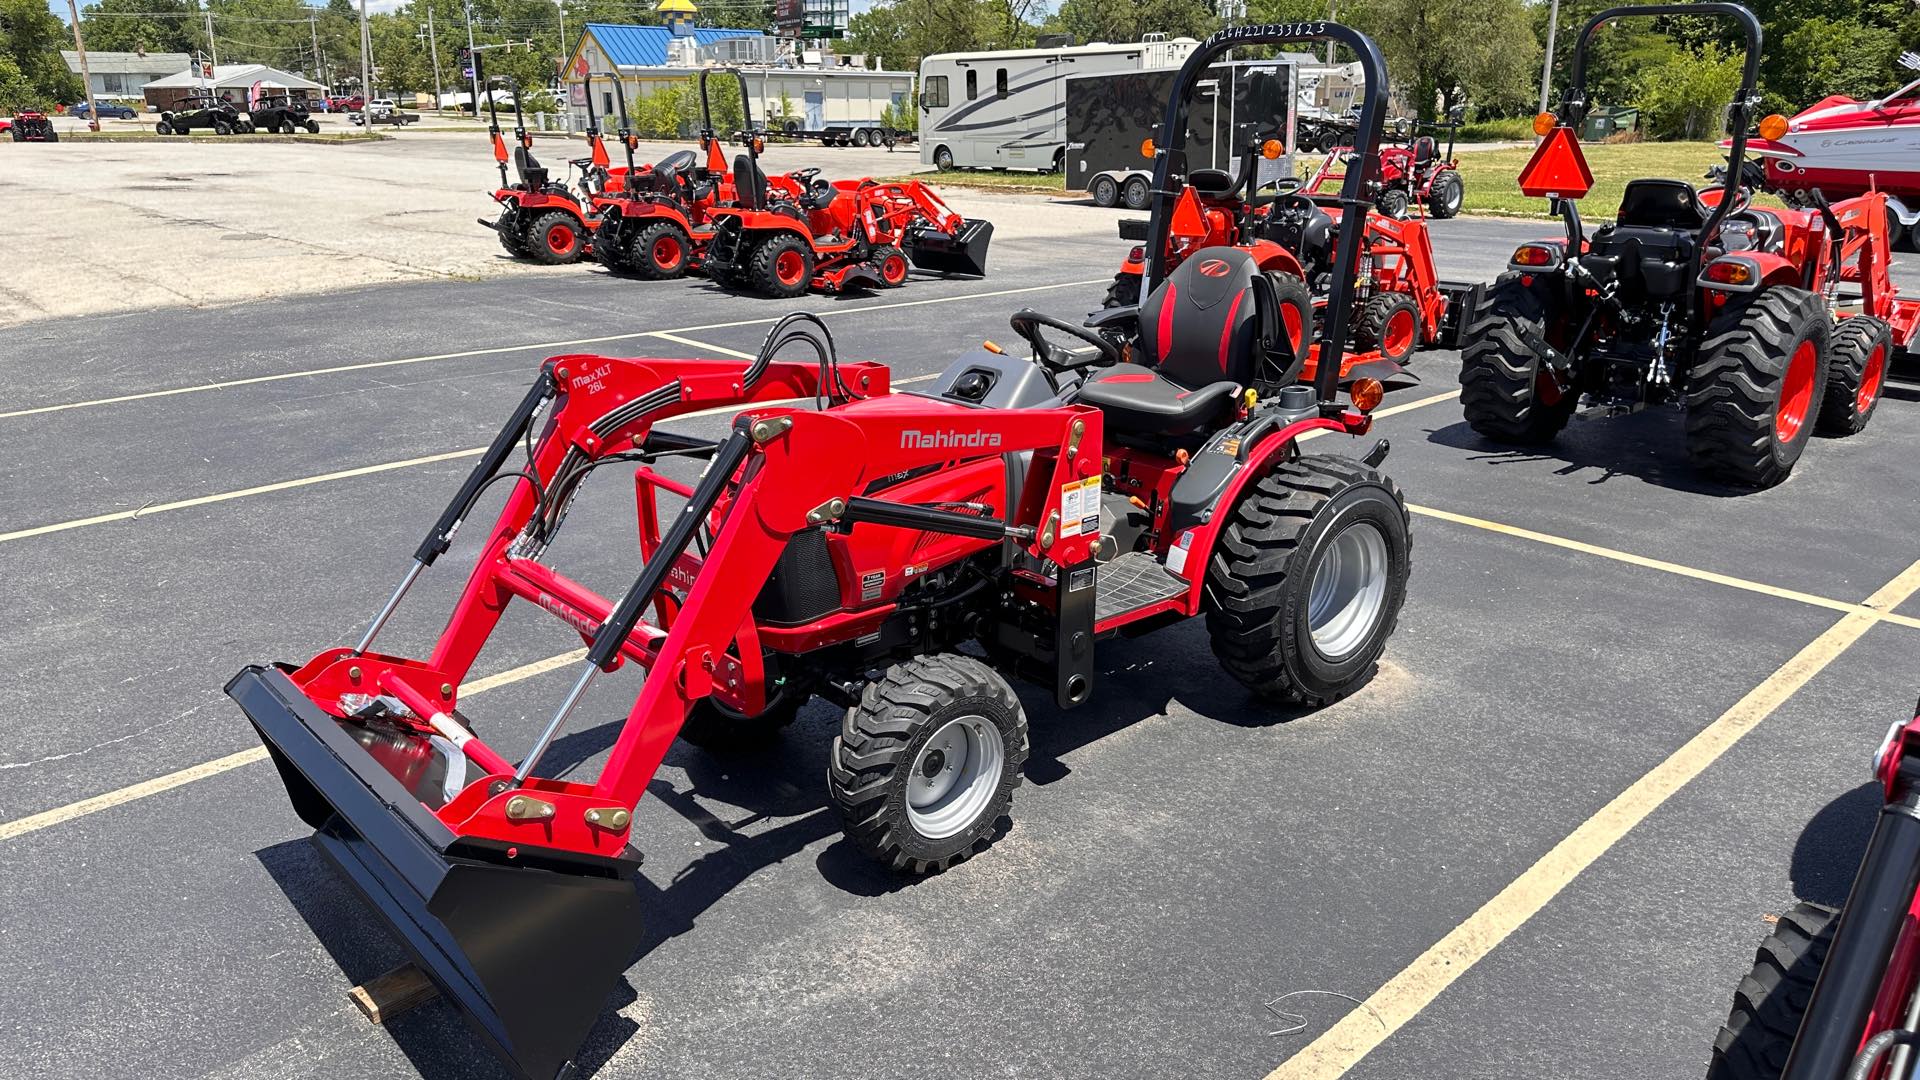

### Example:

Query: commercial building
xmin=60 ymin=50 xmax=190 ymax=104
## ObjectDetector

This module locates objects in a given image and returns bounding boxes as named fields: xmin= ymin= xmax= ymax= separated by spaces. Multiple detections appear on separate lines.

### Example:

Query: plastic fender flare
xmin=1244 ymin=239 xmax=1307 ymax=281
xmin=1174 ymin=415 xmax=1351 ymax=609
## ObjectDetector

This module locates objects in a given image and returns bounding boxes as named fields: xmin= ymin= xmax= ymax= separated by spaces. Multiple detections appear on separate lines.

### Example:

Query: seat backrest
xmin=734 ymin=153 xmax=768 ymax=210
xmin=1412 ymin=136 xmax=1436 ymax=166
xmin=1137 ymin=247 xmax=1270 ymax=389
xmin=514 ymin=146 xmax=548 ymax=189
xmin=1617 ymin=179 xmax=1702 ymax=229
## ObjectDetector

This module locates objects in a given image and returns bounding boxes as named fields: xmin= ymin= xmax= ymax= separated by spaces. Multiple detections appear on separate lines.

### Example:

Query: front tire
xmin=524 ymin=210 xmax=586 ymax=265
xmin=1706 ymin=902 xmax=1837 ymax=1080
xmin=1685 ymin=286 xmax=1830 ymax=488
xmin=679 ymin=693 xmax=804 ymax=751
xmin=1375 ymin=187 xmax=1410 ymax=218
xmin=1354 ymin=292 xmax=1421 ymax=362
xmin=1206 ymin=456 xmax=1412 ymax=706
xmin=748 ymin=233 xmax=814 ymax=298
xmin=828 ymin=654 xmax=1028 ymax=875
xmin=632 ymin=219 xmax=691 ymax=280
xmin=1814 ymin=315 xmax=1890 ymax=437
xmin=1458 ymin=274 xmax=1577 ymax=444
xmin=1427 ymin=171 xmax=1463 ymax=218
xmin=869 ymin=242 xmax=909 ymax=286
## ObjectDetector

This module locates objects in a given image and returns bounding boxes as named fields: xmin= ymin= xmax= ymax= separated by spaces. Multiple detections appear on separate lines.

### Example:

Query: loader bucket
xmin=905 ymin=218 xmax=993 ymax=277
xmin=227 ymin=665 xmax=646 ymax=1080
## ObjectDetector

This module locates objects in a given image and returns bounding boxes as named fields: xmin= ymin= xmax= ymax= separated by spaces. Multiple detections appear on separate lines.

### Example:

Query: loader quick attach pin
xmin=1041 ymin=510 xmax=1060 ymax=548
xmin=807 ymin=498 xmax=847 ymax=525
xmin=749 ymin=416 xmax=792 ymax=443
xmin=584 ymin=807 xmax=631 ymax=829
xmin=504 ymin=795 xmax=556 ymax=821
xmin=1067 ymin=419 xmax=1086 ymax=455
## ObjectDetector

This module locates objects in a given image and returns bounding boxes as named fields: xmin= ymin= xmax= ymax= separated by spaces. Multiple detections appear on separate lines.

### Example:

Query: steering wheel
xmin=1009 ymin=309 xmax=1122 ymax=371
xmin=789 ymin=166 xmax=822 ymax=184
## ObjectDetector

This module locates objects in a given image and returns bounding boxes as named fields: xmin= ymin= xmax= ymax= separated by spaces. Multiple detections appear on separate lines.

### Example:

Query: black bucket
xmin=228 ymin=666 xmax=646 ymax=1080
xmin=905 ymin=218 xmax=993 ymax=277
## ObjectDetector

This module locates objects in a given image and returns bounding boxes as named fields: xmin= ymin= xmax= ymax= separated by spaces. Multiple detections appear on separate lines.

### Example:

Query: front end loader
xmin=230 ymin=21 xmax=1414 ymax=1078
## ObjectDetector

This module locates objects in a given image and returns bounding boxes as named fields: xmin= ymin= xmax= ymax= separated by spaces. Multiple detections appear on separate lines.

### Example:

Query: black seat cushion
xmin=1617 ymin=179 xmax=1702 ymax=229
xmin=734 ymin=154 xmax=769 ymax=210
xmin=655 ymin=149 xmax=696 ymax=174
xmin=1075 ymin=364 xmax=1240 ymax=435
xmin=1190 ymin=168 xmax=1235 ymax=195
xmin=1412 ymin=136 xmax=1436 ymax=166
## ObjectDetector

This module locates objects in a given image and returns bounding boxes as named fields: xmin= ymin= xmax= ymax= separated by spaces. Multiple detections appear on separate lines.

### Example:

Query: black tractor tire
xmin=1266 ymin=271 xmax=1315 ymax=377
xmin=591 ymin=220 xmax=627 ymax=271
xmin=9 ymin=126 xmax=21 ymax=142
xmin=828 ymin=653 xmax=1028 ymax=875
xmin=45 ymin=128 xmax=58 ymax=142
xmin=1706 ymin=902 xmax=1837 ymax=1080
xmin=1814 ymin=315 xmax=1891 ymax=437
xmin=1427 ymin=171 xmax=1464 ymax=218
xmin=305 ymin=120 xmax=320 ymax=134
xmin=1353 ymin=292 xmax=1422 ymax=362
xmin=933 ymin=145 xmax=954 ymax=170
xmin=494 ymin=212 xmax=525 ymax=257
xmin=523 ymin=210 xmax=586 ymax=265
xmin=1091 ymin=174 xmax=1119 ymax=208
xmin=1375 ymin=186 xmax=1410 ymax=219
xmin=631 ymin=219 xmax=692 ymax=280
xmin=1102 ymin=269 xmax=1141 ymax=309
xmin=678 ymin=692 xmax=805 ymax=752
xmin=1458 ymin=273 xmax=1578 ymax=444
xmin=1121 ymin=174 xmax=1152 ymax=211
xmin=869 ymin=243 xmax=909 ymax=287
xmin=213 ymin=120 xmax=232 ymax=136
xmin=747 ymin=233 xmax=814 ymax=298
xmin=1685 ymin=286 xmax=1830 ymax=488
xmin=1205 ymin=456 xmax=1412 ymax=706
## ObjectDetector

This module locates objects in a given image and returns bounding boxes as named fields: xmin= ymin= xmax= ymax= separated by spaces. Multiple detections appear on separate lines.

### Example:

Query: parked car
xmin=367 ymin=98 xmax=396 ymax=116
xmin=327 ymin=95 xmax=364 ymax=112
xmin=348 ymin=107 xmax=419 ymax=127
xmin=71 ymin=100 xmax=138 ymax=120
xmin=248 ymin=94 xmax=320 ymax=134
xmin=155 ymin=94 xmax=253 ymax=135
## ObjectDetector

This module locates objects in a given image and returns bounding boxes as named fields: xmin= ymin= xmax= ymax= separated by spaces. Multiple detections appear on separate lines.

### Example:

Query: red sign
xmin=1517 ymin=127 xmax=1595 ymax=199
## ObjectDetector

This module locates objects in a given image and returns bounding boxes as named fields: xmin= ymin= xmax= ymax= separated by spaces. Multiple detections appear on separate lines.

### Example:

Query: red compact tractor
xmin=477 ymin=62 xmax=618 ymax=266
xmin=1460 ymin=1 xmax=1918 ymax=488
xmin=1105 ymin=146 xmax=1475 ymax=383
xmin=227 ymin=22 xmax=1412 ymax=1079
xmin=7 ymin=110 xmax=57 ymax=142
xmin=1303 ymin=106 xmax=1465 ymax=218
xmin=1707 ymin=699 xmax=1920 ymax=1080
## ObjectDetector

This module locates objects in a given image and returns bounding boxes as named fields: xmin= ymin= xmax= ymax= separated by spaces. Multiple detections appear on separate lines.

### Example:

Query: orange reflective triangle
xmin=1169 ymin=186 xmax=1207 ymax=240
xmin=590 ymin=136 xmax=610 ymax=168
xmin=1517 ymin=127 xmax=1594 ymax=199
xmin=491 ymin=131 xmax=508 ymax=162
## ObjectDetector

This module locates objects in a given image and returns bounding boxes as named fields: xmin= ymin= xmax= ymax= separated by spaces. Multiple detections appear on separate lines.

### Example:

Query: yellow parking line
xmin=1266 ymin=555 xmax=1920 ymax=1080
xmin=0 ymin=647 xmax=588 ymax=843
xmin=1409 ymin=504 xmax=1920 ymax=632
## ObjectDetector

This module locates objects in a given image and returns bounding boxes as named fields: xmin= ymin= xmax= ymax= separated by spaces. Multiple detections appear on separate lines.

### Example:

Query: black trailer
xmin=774 ymin=119 xmax=915 ymax=149
xmin=1065 ymin=59 xmax=1296 ymax=208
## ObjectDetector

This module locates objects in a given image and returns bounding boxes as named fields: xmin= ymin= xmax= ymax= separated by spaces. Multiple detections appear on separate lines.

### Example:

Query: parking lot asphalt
xmin=2 ymin=215 xmax=1919 ymax=1080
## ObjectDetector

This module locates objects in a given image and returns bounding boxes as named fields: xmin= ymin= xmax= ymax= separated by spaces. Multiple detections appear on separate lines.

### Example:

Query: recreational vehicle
xmin=916 ymin=35 xmax=1199 ymax=172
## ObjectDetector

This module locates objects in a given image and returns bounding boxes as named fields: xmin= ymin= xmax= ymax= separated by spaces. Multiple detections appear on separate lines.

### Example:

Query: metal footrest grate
xmin=1093 ymin=551 xmax=1187 ymax=624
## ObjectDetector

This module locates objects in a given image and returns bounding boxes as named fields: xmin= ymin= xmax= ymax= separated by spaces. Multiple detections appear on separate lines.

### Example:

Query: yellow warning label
xmin=1059 ymin=476 xmax=1101 ymax=538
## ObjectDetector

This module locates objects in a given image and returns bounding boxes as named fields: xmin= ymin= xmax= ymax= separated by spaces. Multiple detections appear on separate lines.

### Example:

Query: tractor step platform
xmin=1094 ymin=551 xmax=1188 ymax=625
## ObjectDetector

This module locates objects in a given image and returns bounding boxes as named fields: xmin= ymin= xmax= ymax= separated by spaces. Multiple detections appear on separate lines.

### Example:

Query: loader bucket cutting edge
xmin=227 ymin=665 xmax=646 ymax=1080
xmin=906 ymin=218 xmax=993 ymax=277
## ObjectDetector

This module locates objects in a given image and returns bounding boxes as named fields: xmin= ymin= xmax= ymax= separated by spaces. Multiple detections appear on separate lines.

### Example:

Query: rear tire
xmin=933 ymin=145 xmax=954 ymax=170
xmin=1265 ymin=271 xmax=1314 ymax=379
xmin=1102 ymin=270 xmax=1140 ymax=309
xmin=748 ymin=233 xmax=814 ymax=298
xmin=1121 ymin=175 xmax=1152 ymax=211
xmin=1206 ymin=456 xmax=1412 ymax=707
xmin=1706 ymin=902 xmax=1837 ymax=1080
xmin=213 ymin=120 xmax=232 ymax=135
xmin=306 ymin=120 xmax=320 ymax=134
xmin=1458 ymin=274 xmax=1577 ymax=444
xmin=591 ymin=219 xmax=628 ymax=271
xmin=1685 ymin=286 xmax=1829 ymax=488
xmin=1427 ymin=171 xmax=1463 ymax=218
xmin=828 ymin=654 xmax=1027 ymax=875
xmin=632 ymin=220 xmax=691 ymax=280
xmin=494 ymin=211 xmax=525 ymax=257
xmin=678 ymin=693 xmax=804 ymax=752
xmin=1815 ymin=315 xmax=1890 ymax=437
xmin=524 ymin=210 xmax=586 ymax=265
xmin=1091 ymin=174 xmax=1119 ymax=208
xmin=1354 ymin=292 xmax=1421 ymax=362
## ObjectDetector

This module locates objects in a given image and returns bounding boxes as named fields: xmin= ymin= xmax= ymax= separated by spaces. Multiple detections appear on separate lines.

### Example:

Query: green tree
xmin=1345 ymin=0 xmax=1537 ymax=120
xmin=847 ymin=0 xmax=1033 ymax=72
xmin=80 ymin=0 xmax=197 ymax=55
xmin=0 ymin=0 xmax=83 ymax=105
xmin=1635 ymin=40 xmax=1743 ymax=138
xmin=1044 ymin=0 xmax=1216 ymax=47
xmin=1773 ymin=18 xmax=1901 ymax=104
xmin=0 ymin=53 xmax=41 ymax=112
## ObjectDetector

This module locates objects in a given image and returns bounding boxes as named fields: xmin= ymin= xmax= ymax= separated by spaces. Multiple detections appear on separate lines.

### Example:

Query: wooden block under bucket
xmin=348 ymin=963 xmax=440 ymax=1024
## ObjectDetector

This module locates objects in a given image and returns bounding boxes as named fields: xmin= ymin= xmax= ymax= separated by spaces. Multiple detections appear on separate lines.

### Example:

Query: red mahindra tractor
xmin=591 ymin=67 xmax=797 ymax=279
xmin=227 ymin=22 xmax=1412 ymax=1080
xmin=8 ymin=110 xmax=57 ymax=142
xmin=1303 ymin=105 xmax=1465 ymax=218
xmin=1459 ymin=1 xmax=1918 ymax=488
xmin=477 ymin=60 xmax=614 ymax=266
xmin=1708 ymin=698 xmax=1920 ymax=1080
xmin=1104 ymin=140 xmax=1476 ymax=383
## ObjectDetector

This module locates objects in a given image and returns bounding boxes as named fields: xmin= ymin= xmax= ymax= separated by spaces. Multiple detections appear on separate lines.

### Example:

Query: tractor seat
xmin=734 ymin=154 xmax=769 ymax=210
xmin=1616 ymin=179 xmax=1704 ymax=229
xmin=1190 ymin=168 xmax=1235 ymax=196
xmin=1075 ymin=247 xmax=1279 ymax=437
xmin=655 ymin=149 xmax=696 ymax=174
xmin=514 ymin=146 xmax=549 ymax=190
xmin=1412 ymin=136 xmax=1437 ymax=166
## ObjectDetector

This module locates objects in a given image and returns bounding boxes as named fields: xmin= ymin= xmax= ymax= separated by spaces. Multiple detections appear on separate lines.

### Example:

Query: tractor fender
xmin=1242 ymin=239 xmax=1307 ymax=282
xmin=1165 ymin=414 xmax=1351 ymax=606
xmin=1697 ymin=251 xmax=1801 ymax=293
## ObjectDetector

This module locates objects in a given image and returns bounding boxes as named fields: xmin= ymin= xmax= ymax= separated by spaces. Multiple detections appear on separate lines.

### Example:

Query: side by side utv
xmin=1459 ymin=1 xmax=1918 ymax=488
xmin=249 ymin=93 xmax=321 ymax=135
xmin=227 ymin=21 xmax=1414 ymax=1080
xmin=156 ymin=94 xmax=252 ymax=136
xmin=8 ymin=110 xmax=57 ymax=141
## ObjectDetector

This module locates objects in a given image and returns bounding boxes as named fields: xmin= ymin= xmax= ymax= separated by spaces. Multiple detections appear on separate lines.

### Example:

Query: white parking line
xmin=0 ymin=279 xmax=1109 ymax=421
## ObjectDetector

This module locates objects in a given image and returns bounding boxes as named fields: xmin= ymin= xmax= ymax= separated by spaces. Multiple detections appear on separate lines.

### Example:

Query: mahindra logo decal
xmin=1197 ymin=259 xmax=1232 ymax=277
xmin=901 ymin=428 xmax=1004 ymax=450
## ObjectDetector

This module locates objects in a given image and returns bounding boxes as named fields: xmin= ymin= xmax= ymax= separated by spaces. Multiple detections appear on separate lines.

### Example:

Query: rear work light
xmin=1700 ymin=257 xmax=1760 ymax=290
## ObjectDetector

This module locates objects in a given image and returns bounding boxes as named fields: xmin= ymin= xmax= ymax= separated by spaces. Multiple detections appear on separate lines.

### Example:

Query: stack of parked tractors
xmin=479 ymin=64 xmax=992 ymax=296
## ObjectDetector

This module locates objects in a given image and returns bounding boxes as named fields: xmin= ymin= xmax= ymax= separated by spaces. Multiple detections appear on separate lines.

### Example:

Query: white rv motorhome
xmin=917 ymin=35 xmax=1200 ymax=172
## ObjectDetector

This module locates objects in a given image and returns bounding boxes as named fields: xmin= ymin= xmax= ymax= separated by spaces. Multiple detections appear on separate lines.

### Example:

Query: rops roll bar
xmin=1142 ymin=21 xmax=1390 ymax=408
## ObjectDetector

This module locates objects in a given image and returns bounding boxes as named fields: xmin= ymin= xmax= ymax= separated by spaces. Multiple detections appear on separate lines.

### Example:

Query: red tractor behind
xmin=477 ymin=60 xmax=620 ymax=266
xmin=7 ymin=111 xmax=57 ymax=142
xmin=1304 ymin=106 xmax=1465 ymax=218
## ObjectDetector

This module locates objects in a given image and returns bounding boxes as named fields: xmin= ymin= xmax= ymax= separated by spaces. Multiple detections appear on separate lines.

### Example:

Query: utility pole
xmin=65 ymin=0 xmax=100 ymax=132
xmin=1325 ymin=0 xmax=1337 ymax=65
xmin=555 ymin=0 xmax=568 ymax=132
xmin=464 ymin=0 xmax=480 ymax=113
xmin=1538 ymin=0 xmax=1561 ymax=122
xmin=422 ymin=8 xmax=443 ymax=109
xmin=358 ymin=0 xmax=373 ymax=127
xmin=311 ymin=14 xmax=323 ymax=88
xmin=205 ymin=8 xmax=219 ymax=66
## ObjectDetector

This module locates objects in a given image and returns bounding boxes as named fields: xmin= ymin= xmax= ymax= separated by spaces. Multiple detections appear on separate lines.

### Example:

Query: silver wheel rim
xmin=1306 ymin=520 xmax=1391 ymax=660
xmin=906 ymin=714 xmax=1003 ymax=840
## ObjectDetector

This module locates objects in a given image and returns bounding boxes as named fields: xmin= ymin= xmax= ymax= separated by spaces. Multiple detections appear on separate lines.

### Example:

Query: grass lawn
xmin=900 ymin=141 xmax=1752 ymax=221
